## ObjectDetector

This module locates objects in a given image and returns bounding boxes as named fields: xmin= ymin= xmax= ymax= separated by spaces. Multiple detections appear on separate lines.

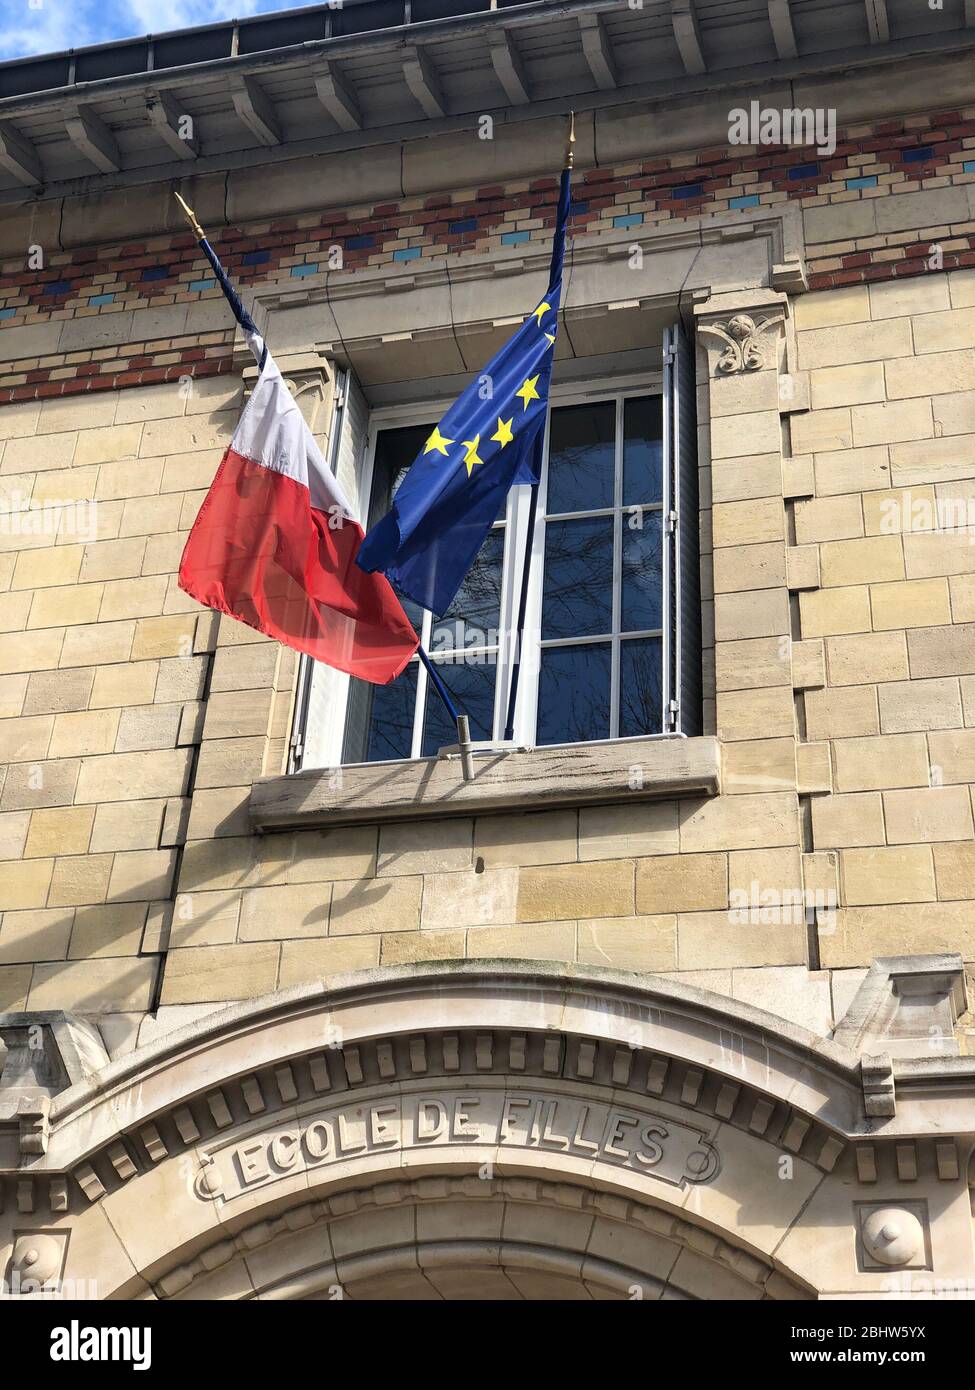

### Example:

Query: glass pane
xmin=542 ymin=516 xmax=613 ymax=640
xmin=431 ymin=526 xmax=504 ymax=651
xmin=421 ymin=656 xmax=498 ymax=756
xmin=372 ymin=424 xmax=432 ymax=519
xmin=623 ymin=396 xmax=663 ymax=507
xmin=536 ymin=643 xmax=611 ymax=745
xmin=546 ymin=401 xmax=615 ymax=514
xmin=372 ymin=423 xmax=436 ymax=634
xmin=620 ymin=637 xmax=663 ymax=738
xmin=621 ymin=510 xmax=663 ymax=632
xmin=364 ymin=662 xmax=418 ymax=762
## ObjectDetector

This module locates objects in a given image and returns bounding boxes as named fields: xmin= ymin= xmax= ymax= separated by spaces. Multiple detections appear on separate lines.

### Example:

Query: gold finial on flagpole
xmin=173 ymin=190 xmax=206 ymax=240
xmin=567 ymin=110 xmax=576 ymax=169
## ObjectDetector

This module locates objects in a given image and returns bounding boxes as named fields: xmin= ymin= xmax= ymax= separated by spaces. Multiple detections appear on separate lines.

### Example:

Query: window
xmin=294 ymin=327 xmax=700 ymax=771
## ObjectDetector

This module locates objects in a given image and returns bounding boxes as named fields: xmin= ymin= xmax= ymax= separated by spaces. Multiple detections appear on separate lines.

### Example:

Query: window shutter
xmin=289 ymin=367 xmax=368 ymax=772
xmin=663 ymin=322 xmax=702 ymax=737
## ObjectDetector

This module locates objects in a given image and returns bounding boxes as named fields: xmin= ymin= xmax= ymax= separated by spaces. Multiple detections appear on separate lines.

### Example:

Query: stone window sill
xmin=249 ymin=736 xmax=721 ymax=831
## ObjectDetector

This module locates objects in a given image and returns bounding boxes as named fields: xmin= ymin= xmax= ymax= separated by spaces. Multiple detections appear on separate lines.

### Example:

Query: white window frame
xmin=299 ymin=367 xmax=667 ymax=770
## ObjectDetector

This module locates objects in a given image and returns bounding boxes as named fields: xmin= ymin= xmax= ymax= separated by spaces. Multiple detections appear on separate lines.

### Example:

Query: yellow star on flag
xmin=462 ymin=435 xmax=484 ymax=476
xmin=544 ymin=332 xmax=556 ymax=347
xmin=516 ymin=376 xmax=540 ymax=411
xmin=531 ymin=302 xmax=551 ymax=327
xmin=423 ymin=425 xmax=453 ymax=456
xmin=491 ymin=417 xmax=514 ymax=448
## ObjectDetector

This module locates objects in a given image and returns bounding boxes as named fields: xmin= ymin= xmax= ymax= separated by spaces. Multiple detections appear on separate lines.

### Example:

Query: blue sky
xmin=1 ymin=1 xmax=304 ymax=62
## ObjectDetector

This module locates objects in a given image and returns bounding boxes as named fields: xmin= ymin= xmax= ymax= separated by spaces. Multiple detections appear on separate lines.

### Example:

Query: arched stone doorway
xmin=163 ymin=1175 xmax=811 ymax=1300
xmin=4 ymin=962 xmax=973 ymax=1301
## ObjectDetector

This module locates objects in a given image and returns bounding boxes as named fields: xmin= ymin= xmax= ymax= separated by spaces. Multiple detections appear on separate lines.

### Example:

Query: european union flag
xmin=356 ymin=167 xmax=571 ymax=616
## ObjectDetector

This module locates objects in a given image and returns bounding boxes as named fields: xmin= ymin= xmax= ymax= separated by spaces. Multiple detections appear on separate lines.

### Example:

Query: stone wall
xmin=1 ymin=102 xmax=974 ymax=1052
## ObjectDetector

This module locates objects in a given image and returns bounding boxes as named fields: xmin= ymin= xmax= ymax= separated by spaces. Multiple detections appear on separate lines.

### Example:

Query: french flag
xmin=179 ymin=335 xmax=419 ymax=684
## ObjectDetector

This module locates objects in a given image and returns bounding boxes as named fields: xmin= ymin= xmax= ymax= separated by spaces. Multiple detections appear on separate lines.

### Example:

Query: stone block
xmin=74 ymin=748 xmax=192 ymax=804
xmin=904 ymin=530 xmax=975 ymax=581
xmin=720 ymin=739 xmax=796 ymax=794
xmin=713 ymin=542 xmax=786 ymax=593
xmin=711 ymin=498 xmax=783 ymax=548
xmin=832 ymin=733 xmax=929 ymax=792
xmin=280 ymin=935 xmax=381 ymax=986
xmin=517 ymin=860 xmax=633 ymax=922
xmin=0 ymin=628 xmax=64 ymax=676
xmin=891 ymin=434 xmax=975 ymax=487
xmin=814 ymin=445 xmax=891 ymax=498
xmin=885 ymin=349 xmax=975 ymax=401
xmin=932 ymin=843 xmax=975 ymax=902
xmin=811 ymin=793 xmax=885 ymax=850
xmin=635 ymin=852 xmax=727 ymax=913
xmin=380 ymin=931 xmax=464 ymax=967
xmin=28 ymin=957 xmax=157 ymax=1012
xmin=883 ymin=786 xmax=974 ymax=844
xmin=867 ymin=275 xmax=950 ymax=320
xmin=0 ymin=758 xmax=80 ymax=811
xmin=809 ymin=362 xmax=886 ymax=409
xmin=928 ymin=728 xmax=975 ymax=784
xmin=466 ymin=921 xmax=577 ymax=963
xmin=878 ymin=678 xmax=963 ymax=734
xmin=0 ymin=713 xmax=53 ymax=763
xmin=715 ymin=636 xmax=791 ymax=692
xmin=678 ymin=792 xmax=798 ymax=852
xmin=908 ymin=624 xmax=975 ymax=678
xmin=819 ymin=535 xmax=904 ymax=588
xmin=578 ymin=802 xmax=678 ymax=860
xmin=797 ymin=318 xmax=912 ymax=371
xmin=791 ymin=407 xmax=853 ymax=455
xmin=804 ymin=686 xmax=879 ymax=741
xmin=69 ymin=902 xmax=149 ymax=958
xmin=47 ymin=853 xmax=112 ymax=907
xmin=796 ymin=741 xmax=832 ymax=794
xmin=48 ymin=709 xmax=120 ymax=758
xmin=826 ymin=631 xmax=908 ymax=685
xmin=107 ymin=849 xmax=178 ymax=903
xmin=821 ymin=902 xmax=975 ymax=969
xmin=60 ymin=621 xmax=134 ymax=669
xmin=576 ymin=916 xmax=676 ymax=973
xmin=89 ymin=661 xmax=158 ymax=708
xmin=794 ymin=494 xmax=863 ymax=546
xmin=870 ymin=578 xmax=951 ymax=630
xmin=378 ymin=817 xmax=473 ymax=876
xmin=28 ymin=584 xmax=103 ymax=631
xmin=238 ymin=882 xmax=330 ymax=940
xmin=168 ymin=890 xmax=242 ymax=947
xmin=794 ymin=285 xmax=869 ymax=331
xmin=676 ymin=913 xmax=805 ymax=970
xmin=331 ymin=874 xmax=423 ymax=935
xmin=840 ymin=846 xmax=936 ymax=906
xmin=90 ymin=799 xmax=166 ymax=853
xmin=0 ymin=907 xmax=73 ymax=965
xmin=160 ymin=943 xmax=278 ymax=1005
xmin=473 ymin=809 xmax=577 ymax=868
xmin=713 ymin=589 xmax=790 ymax=642
xmin=715 ymin=687 xmax=795 ymax=740
xmin=799 ymin=587 xmax=870 ymax=639
xmin=287 ymin=825 xmax=378 ymax=882
xmin=0 ymin=857 xmax=54 ymax=910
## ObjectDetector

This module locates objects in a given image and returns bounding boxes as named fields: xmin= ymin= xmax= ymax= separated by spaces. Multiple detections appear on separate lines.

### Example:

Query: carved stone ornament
xmin=860 ymin=1206 xmax=925 ymax=1268
xmin=698 ymin=313 xmax=782 ymax=374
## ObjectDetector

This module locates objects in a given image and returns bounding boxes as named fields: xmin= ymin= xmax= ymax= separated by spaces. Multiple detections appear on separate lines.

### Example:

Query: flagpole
xmin=502 ymin=112 xmax=574 ymax=743
xmin=174 ymin=191 xmax=476 ymax=781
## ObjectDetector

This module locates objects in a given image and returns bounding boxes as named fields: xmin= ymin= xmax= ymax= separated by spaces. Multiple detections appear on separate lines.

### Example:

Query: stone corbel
xmin=235 ymin=347 xmax=336 ymax=438
xmin=17 ymin=1095 xmax=50 ymax=1156
xmin=694 ymin=289 xmax=788 ymax=377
